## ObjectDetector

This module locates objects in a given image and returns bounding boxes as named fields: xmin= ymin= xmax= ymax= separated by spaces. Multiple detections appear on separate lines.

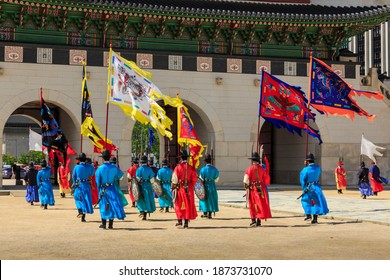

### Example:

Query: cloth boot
xmin=311 ymin=215 xmax=318 ymax=224
xmin=108 ymin=219 xmax=114 ymax=229
xmin=81 ymin=214 xmax=86 ymax=222
xmin=99 ymin=219 xmax=107 ymax=229
xmin=250 ymin=218 xmax=256 ymax=227
xmin=256 ymin=218 xmax=261 ymax=227
xmin=208 ymin=212 xmax=212 ymax=219
xmin=142 ymin=211 xmax=147 ymax=221
xmin=184 ymin=219 xmax=189 ymax=228
xmin=165 ymin=207 xmax=169 ymax=213
xmin=77 ymin=209 xmax=83 ymax=218
xmin=304 ymin=214 xmax=312 ymax=221
xmin=175 ymin=219 xmax=183 ymax=226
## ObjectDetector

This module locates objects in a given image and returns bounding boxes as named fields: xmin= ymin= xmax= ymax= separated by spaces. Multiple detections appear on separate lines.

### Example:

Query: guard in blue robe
xmin=36 ymin=159 xmax=55 ymax=209
xmin=357 ymin=161 xmax=372 ymax=199
xmin=72 ymin=153 xmax=94 ymax=222
xmin=24 ymin=161 xmax=39 ymax=205
xmin=110 ymin=157 xmax=129 ymax=207
xmin=299 ymin=153 xmax=329 ymax=224
xmin=136 ymin=155 xmax=157 ymax=220
xmin=156 ymin=159 xmax=173 ymax=212
xmin=199 ymin=154 xmax=220 ymax=219
xmin=95 ymin=150 xmax=126 ymax=229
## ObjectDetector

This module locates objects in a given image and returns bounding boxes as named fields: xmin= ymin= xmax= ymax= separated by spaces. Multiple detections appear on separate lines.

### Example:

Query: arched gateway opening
xmin=259 ymin=121 xmax=321 ymax=185
xmin=1 ymin=92 xmax=80 ymax=188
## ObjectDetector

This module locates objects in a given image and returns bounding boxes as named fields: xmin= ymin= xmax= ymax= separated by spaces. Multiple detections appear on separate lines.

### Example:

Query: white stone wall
xmin=0 ymin=61 xmax=389 ymax=188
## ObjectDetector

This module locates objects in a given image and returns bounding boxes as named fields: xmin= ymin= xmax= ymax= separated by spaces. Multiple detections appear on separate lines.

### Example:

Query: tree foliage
xmin=131 ymin=122 xmax=159 ymax=161
xmin=17 ymin=151 xmax=44 ymax=165
xmin=2 ymin=154 xmax=17 ymax=165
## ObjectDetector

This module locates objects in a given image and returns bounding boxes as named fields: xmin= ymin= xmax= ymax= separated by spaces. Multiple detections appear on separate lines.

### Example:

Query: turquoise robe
xmin=111 ymin=163 xmax=129 ymax=207
xmin=156 ymin=166 xmax=173 ymax=208
xmin=136 ymin=164 xmax=156 ymax=213
xmin=198 ymin=164 xmax=219 ymax=213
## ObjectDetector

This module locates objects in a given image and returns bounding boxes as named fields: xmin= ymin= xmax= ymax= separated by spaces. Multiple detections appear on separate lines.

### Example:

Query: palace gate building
xmin=1 ymin=0 xmax=390 ymax=188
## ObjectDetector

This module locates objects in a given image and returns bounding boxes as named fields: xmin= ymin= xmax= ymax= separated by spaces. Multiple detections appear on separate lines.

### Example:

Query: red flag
xmin=177 ymin=106 xmax=204 ymax=168
xmin=260 ymin=71 xmax=322 ymax=144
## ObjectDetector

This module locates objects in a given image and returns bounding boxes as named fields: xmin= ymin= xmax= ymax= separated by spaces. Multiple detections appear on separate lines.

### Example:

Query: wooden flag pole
xmin=305 ymin=52 xmax=313 ymax=157
xmin=105 ymin=45 xmax=113 ymax=152
xmin=256 ymin=70 xmax=264 ymax=154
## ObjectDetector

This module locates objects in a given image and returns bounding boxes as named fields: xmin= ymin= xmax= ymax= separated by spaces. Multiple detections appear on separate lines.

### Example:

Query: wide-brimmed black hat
xmin=100 ymin=150 xmax=111 ymax=159
xmin=248 ymin=152 xmax=260 ymax=162
xmin=133 ymin=157 xmax=139 ymax=164
xmin=76 ymin=152 xmax=87 ymax=161
xmin=306 ymin=153 xmax=315 ymax=162
xmin=40 ymin=159 xmax=47 ymax=167
xmin=162 ymin=159 xmax=169 ymax=166
xmin=29 ymin=161 xmax=35 ymax=168
xmin=204 ymin=154 xmax=212 ymax=163
xmin=178 ymin=150 xmax=189 ymax=159
xmin=140 ymin=155 xmax=148 ymax=163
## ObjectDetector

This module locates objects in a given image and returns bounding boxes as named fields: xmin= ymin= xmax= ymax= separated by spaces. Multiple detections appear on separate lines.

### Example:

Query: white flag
xmin=361 ymin=134 xmax=385 ymax=163
xmin=29 ymin=128 xmax=42 ymax=151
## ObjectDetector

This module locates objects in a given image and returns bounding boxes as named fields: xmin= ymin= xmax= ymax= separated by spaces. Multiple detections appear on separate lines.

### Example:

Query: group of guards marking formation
xmin=21 ymin=149 xmax=387 ymax=229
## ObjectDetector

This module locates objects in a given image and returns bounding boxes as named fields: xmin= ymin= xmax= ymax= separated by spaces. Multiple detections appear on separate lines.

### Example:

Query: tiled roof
xmin=68 ymin=0 xmax=389 ymax=19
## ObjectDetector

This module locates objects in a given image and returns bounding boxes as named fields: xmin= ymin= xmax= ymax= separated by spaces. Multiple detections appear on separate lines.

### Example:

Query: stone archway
xmin=0 ymin=88 xmax=80 ymax=187
xmin=258 ymin=121 xmax=322 ymax=185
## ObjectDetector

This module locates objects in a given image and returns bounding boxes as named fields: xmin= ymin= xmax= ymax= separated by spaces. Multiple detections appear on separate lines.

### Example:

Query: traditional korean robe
xmin=299 ymin=163 xmax=329 ymax=215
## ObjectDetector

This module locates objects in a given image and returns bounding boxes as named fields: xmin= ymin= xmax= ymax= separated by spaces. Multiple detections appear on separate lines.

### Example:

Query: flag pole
xmin=80 ymin=61 xmax=86 ymax=153
xmin=306 ymin=52 xmax=313 ymax=157
xmin=40 ymin=87 xmax=44 ymax=158
xmin=256 ymin=70 xmax=264 ymax=154
xmin=105 ymin=45 xmax=113 ymax=152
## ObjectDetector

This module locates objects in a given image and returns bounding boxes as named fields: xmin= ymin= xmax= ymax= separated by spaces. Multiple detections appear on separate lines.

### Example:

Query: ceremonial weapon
xmin=94 ymin=185 xmax=108 ymax=208
xmin=296 ymin=186 xmax=310 ymax=200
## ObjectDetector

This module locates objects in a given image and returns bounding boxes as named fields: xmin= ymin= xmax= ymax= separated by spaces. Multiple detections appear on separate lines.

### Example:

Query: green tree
xmin=131 ymin=122 xmax=160 ymax=161
xmin=18 ymin=151 xmax=45 ymax=165
xmin=2 ymin=154 xmax=17 ymax=165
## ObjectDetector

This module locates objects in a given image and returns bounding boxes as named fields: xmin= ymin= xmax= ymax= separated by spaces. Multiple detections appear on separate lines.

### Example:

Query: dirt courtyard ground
xmin=1 ymin=189 xmax=389 ymax=260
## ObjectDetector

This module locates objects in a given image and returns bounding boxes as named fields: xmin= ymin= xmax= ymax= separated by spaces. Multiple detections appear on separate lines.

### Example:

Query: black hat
xmin=76 ymin=152 xmax=87 ymax=162
xmin=360 ymin=161 xmax=365 ymax=167
xmin=178 ymin=150 xmax=189 ymax=160
xmin=133 ymin=157 xmax=139 ymax=164
xmin=162 ymin=159 xmax=169 ymax=166
xmin=110 ymin=157 xmax=117 ymax=164
xmin=306 ymin=153 xmax=315 ymax=162
xmin=101 ymin=150 xmax=111 ymax=160
xmin=140 ymin=155 xmax=148 ymax=164
xmin=148 ymin=158 xmax=154 ymax=165
xmin=40 ymin=159 xmax=47 ymax=167
xmin=29 ymin=161 xmax=34 ymax=168
xmin=204 ymin=154 xmax=212 ymax=163
xmin=248 ymin=152 xmax=260 ymax=162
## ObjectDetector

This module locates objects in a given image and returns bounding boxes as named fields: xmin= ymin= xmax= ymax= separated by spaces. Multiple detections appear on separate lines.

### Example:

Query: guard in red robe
xmin=88 ymin=159 xmax=99 ymax=205
xmin=243 ymin=152 xmax=271 ymax=227
xmin=171 ymin=150 xmax=198 ymax=228
xmin=126 ymin=157 xmax=139 ymax=207
xmin=335 ymin=160 xmax=347 ymax=194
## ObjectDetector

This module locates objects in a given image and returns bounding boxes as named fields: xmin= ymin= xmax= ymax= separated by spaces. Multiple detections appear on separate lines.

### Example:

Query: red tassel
xmin=311 ymin=199 xmax=316 ymax=206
